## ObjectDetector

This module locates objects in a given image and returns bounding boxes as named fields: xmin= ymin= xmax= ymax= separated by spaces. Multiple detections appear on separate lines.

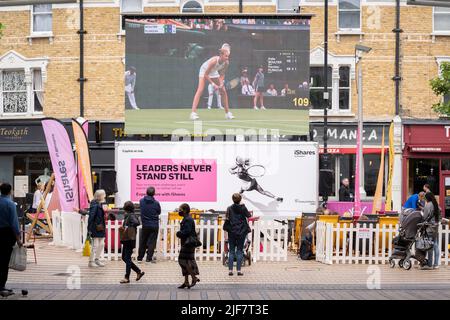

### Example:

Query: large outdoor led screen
xmin=124 ymin=15 xmax=311 ymax=136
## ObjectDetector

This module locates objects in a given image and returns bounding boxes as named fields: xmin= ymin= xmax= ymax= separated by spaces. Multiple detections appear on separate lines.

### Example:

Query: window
xmin=1 ymin=70 xmax=27 ymax=114
xmin=121 ymin=0 xmax=142 ymax=13
xmin=338 ymin=0 xmax=361 ymax=30
xmin=339 ymin=66 xmax=350 ymax=110
xmin=434 ymin=7 xmax=450 ymax=33
xmin=33 ymin=69 xmax=44 ymax=113
xmin=0 ymin=69 xmax=45 ymax=115
xmin=120 ymin=0 xmax=143 ymax=32
xmin=409 ymin=158 xmax=440 ymax=196
xmin=32 ymin=4 xmax=52 ymax=34
xmin=319 ymin=154 xmax=336 ymax=197
xmin=339 ymin=154 xmax=356 ymax=191
xmin=182 ymin=1 xmax=203 ymax=13
xmin=310 ymin=66 xmax=332 ymax=110
xmin=364 ymin=154 xmax=383 ymax=197
xmin=278 ymin=0 xmax=298 ymax=12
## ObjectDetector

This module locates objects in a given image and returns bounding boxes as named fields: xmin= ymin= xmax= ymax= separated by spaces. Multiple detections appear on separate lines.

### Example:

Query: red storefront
xmin=403 ymin=121 xmax=450 ymax=218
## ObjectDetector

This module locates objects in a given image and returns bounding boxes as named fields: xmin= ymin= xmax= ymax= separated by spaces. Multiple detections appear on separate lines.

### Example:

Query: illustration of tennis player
xmin=190 ymin=43 xmax=235 ymax=121
xmin=229 ymin=156 xmax=283 ymax=202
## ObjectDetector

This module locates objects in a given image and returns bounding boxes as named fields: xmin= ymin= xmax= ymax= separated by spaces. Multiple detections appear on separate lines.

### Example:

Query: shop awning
xmin=319 ymin=147 xmax=388 ymax=154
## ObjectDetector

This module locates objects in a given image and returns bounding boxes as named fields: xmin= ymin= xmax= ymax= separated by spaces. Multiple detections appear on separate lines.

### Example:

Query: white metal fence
xmin=103 ymin=219 xmax=288 ymax=263
xmin=48 ymin=210 xmax=288 ymax=263
xmin=315 ymin=221 xmax=450 ymax=265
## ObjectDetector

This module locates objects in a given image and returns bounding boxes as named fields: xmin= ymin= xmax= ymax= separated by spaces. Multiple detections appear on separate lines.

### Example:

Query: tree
xmin=430 ymin=62 xmax=450 ymax=116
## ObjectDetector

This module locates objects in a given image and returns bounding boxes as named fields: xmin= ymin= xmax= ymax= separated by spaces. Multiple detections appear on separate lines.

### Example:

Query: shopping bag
xmin=83 ymin=238 xmax=91 ymax=257
xmin=9 ymin=245 xmax=27 ymax=271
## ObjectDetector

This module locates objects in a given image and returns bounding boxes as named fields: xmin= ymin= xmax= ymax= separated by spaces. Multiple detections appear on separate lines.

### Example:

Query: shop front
xmin=402 ymin=120 xmax=450 ymax=218
xmin=311 ymin=121 xmax=390 ymax=201
xmin=0 ymin=119 xmax=120 ymax=201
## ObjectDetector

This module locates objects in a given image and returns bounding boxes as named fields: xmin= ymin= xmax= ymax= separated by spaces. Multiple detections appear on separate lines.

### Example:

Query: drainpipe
xmin=77 ymin=0 xmax=87 ymax=117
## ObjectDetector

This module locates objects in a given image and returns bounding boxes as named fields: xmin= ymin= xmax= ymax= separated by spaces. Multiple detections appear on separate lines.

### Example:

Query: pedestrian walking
xmin=176 ymin=203 xmax=200 ymax=289
xmin=421 ymin=192 xmax=443 ymax=270
xmin=87 ymin=189 xmax=107 ymax=268
xmin=119 ymin=201 xmax=145 ymax=284
xmin=137 ymin=186 xmax=161 ymax=263
xmin=225 ymin=193 xmax=251 ymax=276
xmin=0 ymin=183 xmax=22 ymax=297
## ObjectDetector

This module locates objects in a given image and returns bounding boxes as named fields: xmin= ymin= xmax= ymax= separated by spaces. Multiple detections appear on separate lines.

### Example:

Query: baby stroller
xmin=222 ymin=216 xmax=259 ymax=267
xmin=389 ymin=209 xmax=431 ymax=270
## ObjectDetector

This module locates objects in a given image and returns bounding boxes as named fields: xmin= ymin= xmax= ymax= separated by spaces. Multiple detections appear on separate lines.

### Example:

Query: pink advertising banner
xmin=327 ymin=201 xmax=385 ymax=217
xmin=42 ymin=119 xmax=79 ymax=212
xmin=130 ymin=159 xmax=217 ymax=202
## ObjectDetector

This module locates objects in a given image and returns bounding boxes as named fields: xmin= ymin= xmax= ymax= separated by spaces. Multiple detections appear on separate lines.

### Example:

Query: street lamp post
xmin=321 ymin=0 xmax=330 ymax=206
xmin=355 ymin=44 xmax=372 ymax=201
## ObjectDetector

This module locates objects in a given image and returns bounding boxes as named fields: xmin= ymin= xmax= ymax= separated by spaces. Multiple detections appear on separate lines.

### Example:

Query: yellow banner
xmin=385 ymin=122 xmax=394 ymax=211
xmin=72 ymin=119 xmax=94 ymax=201
xmin=372 ymin=127 xmax=385 ymax=213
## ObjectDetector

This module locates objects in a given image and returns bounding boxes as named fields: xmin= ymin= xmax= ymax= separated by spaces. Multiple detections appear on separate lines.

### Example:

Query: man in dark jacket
xmin=338 ymin=178 xmax=354 ymax=202
xmin=138 ymin=186 xmax=161 ymax=263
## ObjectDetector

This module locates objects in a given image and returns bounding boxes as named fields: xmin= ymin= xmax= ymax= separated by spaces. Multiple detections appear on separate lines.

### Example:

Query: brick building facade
xmin=0 ymin=1 xmax=449 ymax=210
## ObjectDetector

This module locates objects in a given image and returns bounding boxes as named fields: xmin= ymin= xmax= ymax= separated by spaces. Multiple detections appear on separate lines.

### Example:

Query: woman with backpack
xmin=119 ymin=201 xmax=145 ymax=284
xmin=176 ymin=203 xmax=200 ymax=289
xmin=225 ymin=193 xmax=251 ymax=276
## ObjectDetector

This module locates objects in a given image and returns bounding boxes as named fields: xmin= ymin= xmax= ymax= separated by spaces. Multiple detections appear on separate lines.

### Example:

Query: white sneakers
xmin=190 ymin=112 xmax=200 ymax=120
xmin=190 ymin=112 xmax=235 ymax=120
xmin=225 ymin=112 xmax=235 ymax=120
xmin=88 ymin=259 xmax=105 ymax=268
xmin=253 ymin=106 xmax=259 ymax=110
xmin=260 ymin=106 xmax=266 ymax=110
xmin=254 ymin=106 xmax=266 ymax=110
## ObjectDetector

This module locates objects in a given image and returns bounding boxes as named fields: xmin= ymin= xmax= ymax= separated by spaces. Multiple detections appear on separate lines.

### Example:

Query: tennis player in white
xmin=190 ymin=43 xmax=234 ymax=120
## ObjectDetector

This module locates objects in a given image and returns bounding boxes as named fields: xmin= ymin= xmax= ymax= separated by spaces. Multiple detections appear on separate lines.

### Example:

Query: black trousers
xmin=121 ymin=241 xmax=141 ymax=279
xmin=138 ymin=226 xmax=159 ymax=261
xmin=0 ymin=228 xmax=16 ymax=290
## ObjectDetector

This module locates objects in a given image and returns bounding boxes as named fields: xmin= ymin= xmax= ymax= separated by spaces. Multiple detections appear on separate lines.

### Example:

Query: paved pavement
xmin=4 ymin=239 xmax=450 ymax=300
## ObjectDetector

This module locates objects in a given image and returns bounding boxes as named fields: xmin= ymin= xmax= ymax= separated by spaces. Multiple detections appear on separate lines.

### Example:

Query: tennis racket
xmin=225 ymin=77 xmax=240 ymax=90
xmin=247 ymin=165 xmax=266 ymax=178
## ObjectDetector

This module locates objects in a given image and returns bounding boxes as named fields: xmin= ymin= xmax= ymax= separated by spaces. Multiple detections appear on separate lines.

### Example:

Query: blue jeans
xmin=427 ymin=235 xmax=440 ymax=267
xmin=228 ymin=234 xmax=246 ymax=272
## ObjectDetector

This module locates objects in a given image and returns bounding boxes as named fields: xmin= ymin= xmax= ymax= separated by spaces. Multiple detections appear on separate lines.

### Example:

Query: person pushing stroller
xmin=224 ymin=193 xmax=252 ymax=276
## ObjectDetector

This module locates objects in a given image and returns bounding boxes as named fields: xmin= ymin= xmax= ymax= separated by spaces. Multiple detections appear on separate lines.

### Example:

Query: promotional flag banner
xmin=72 ymin=118 xmax=94 ymax=203
xmin=354 ymin=127 xmax=361 ymax=216
xmin=41 ymin=118 xmax=79 ymax=212
xmin=372 ymin=127 xmax=385 ymax=213
xmin=385 ymin=122 xmax=394 ymax=211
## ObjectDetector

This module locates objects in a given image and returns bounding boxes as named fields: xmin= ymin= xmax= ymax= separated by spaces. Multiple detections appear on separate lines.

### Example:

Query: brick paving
xmin=4 ymin=239 xmax=450 ymax=300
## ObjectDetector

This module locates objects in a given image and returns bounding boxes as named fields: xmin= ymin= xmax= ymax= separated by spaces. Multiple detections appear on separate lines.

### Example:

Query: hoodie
xmin=139 ymin=196 xmax=161 ymax=228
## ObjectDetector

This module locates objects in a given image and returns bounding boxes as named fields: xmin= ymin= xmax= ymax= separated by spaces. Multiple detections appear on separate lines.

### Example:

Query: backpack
xmin=299 ymin=238 xmax=314 ymax=260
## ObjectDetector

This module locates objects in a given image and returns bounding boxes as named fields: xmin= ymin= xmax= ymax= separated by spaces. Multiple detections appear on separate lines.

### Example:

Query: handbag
xmin=185 ymin=233 xmax=202 ymax=248
xmin=119 ymin=214 xmax=137 ymax=242
xmin=96 ymin=224 xmax=105 ymax=232
xmin=83 ymin=236 xmax=91 ymax=257
xmin=9 ymin=244 xmax=27 ymax=271
xmin=415 ymin=236 xmax=434 ymax=251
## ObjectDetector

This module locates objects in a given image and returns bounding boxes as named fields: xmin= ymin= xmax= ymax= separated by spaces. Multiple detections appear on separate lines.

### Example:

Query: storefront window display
xmin=13 ymin=154 xmax=51 ymax=195
xmin=408 ymin=158 xmax=440 ymax=196
xmin=319 ymin=153 xmax=387 ymax=200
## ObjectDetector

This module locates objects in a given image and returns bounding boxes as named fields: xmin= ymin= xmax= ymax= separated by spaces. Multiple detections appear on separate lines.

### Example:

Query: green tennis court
xmin=125 ymin=108 xmax=309 ymax=135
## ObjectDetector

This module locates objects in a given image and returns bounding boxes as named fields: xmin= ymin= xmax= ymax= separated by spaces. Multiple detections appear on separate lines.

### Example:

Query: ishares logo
xmin=294 ymin=150 xmax=316 ymax=157
xmin=58 ymin=160 xmax=75 ymax=202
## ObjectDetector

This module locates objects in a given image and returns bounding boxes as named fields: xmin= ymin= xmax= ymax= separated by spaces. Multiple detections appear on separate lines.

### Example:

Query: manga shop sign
xmin=311 ymin=124 xmax=390 ymax=147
